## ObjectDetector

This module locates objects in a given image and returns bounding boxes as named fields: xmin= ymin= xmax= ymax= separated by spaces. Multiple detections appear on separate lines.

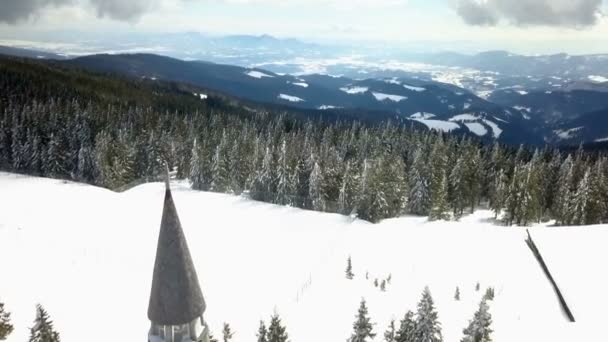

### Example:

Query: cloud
xmin=0 ymin=0 xmax=164 ymax=24
xmin=0 ymin=0 xmax=73 ymax=24
xmin=90 ymin=0 xmax=160 ymax=21
xmin=455 ymin=0 xmax=603 ymax=28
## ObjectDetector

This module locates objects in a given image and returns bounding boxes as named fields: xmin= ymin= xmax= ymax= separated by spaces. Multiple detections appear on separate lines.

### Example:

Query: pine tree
xmin=267 ymin=314 xmax=289 ymax=342
xmin=449 ymin=156 xmax=467 ymax=218
xmin=384 ymin=319 xmax=396 ymax=342
xmin=276 ymin=139 xmax=293 ymax=205
xmin=414 ymin=287 xmax=442 ymax=342
xmin=28 ymin=305 xmax=60 ymax=342
xmin=395 ymin=311 xmax=416 ymax=342
xmin=257 ymin=320 xmax=268 ymax=342
xmin=461 ymin=300 xmax=493 ymax=342
xmin=571 ymin=168 xmax=591 ymax=226
xmin=0 ymin=302 xmax=13 ymax=341
xmin=430 ymin=171 xmax=450 ymax=221
xmin=309 ymin=160 xmax=326 ymax=212
xmin=190 ymin=138 xmax=205 ymax=190
xmin=211 ymin=133 xmax=231 ymax=193
xmin=346 ymin=256 xmax=355 ymax=280
xmin=429 ymin=137 xmax=449 ymax=220
xmin=380 ymin=280 xmax=387 ymax=292
xmin=483 ymin=288 xmax=495 ymax=301
xmin=553 ymin=156 xmax=575 ymax=225
xmin=454 ymin=287 xmax=461 ymax=301
xmin=490 ymin=170 xmax=507 ymax=219
xmin=475 ymin=282 xmax=480 ymax=292
xmin=586 ymin=159 xmax=607 ymax=225
xmin=222 ymin=322 xmax=234 ymax=342
xmin=408 ymin=149 xmax=431 ymax=216
xmin=349 ymin=298 xmax=376 ymax=342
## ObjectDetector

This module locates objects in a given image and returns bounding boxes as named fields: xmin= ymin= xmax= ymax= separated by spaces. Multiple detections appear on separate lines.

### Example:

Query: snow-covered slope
xmin=0 ymin=173 xmax=602 ymax=342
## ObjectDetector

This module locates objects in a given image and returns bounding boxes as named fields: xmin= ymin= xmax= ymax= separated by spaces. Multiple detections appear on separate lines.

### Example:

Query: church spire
xmin=148 ymin=167 xmax=208 ymax=342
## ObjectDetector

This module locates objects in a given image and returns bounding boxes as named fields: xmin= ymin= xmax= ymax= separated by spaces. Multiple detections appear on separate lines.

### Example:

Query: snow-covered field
xmin=0 ymin=173 xmax=605 ymax=342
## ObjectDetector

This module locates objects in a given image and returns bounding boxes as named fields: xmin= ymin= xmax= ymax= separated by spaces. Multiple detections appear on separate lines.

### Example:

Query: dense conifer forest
xmin=1 ymin=56 xmax=607 ymax=225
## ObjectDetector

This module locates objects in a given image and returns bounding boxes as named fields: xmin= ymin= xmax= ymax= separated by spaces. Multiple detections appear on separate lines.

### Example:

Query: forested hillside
xmin=1 ymin=56 xmax=607 ymax=225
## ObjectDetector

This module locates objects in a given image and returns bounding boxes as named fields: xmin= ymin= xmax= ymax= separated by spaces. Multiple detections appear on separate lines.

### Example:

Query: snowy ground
xmin=0 ymin=172 xmax=604 ymax=342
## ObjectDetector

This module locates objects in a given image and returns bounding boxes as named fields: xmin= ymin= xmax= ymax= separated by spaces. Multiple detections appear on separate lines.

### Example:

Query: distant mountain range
xmin=62 ymin=53 xmax=543 ymax=145
xmin=2 ymin=42 xmax=608 ymax=146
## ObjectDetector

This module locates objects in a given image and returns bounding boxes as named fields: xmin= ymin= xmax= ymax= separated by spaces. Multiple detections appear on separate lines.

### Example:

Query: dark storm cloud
xmin=0 ymin=0 xmax=73 ymax=24
xmin=90 ymin=0 xmax=159 ymax=21
xmin=0 ymin=0 xmax=162 ymax=24
xmin=456 ymin=0 xmax=603 ymax=28
xmin=456 ymin=0 xmax=498 ymax=26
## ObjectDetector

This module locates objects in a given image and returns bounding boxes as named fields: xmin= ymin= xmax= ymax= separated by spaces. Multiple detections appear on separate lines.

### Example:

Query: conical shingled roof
xmin=148 ymin=177 xmax=206 ymax=325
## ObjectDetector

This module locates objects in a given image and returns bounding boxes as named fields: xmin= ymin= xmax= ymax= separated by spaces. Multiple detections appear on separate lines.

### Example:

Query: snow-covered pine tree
xmin=449 ymin=156 xmax=467 ymax=218
xmin=276 ymin=139 xmax=293 ymax=206
xmin=190 ymin=138 xmax=205 ymax=190
xmin=349 ymin=298 xmax=376 ymax=342
xmin=0 ymin=302 xmax=13 ymax=340
xmin=571 ymin=168 xmax=591 ymax=226
xmin=553 ymin=155 xmax=575 ymax=225
xmin=380 ymin=280 xmax=387 ymax=292
xmin=464 ymin=147 xmax=482 ymax=213
xmin=309 ymin=160 xmax=326 ymax=212
xmin=384 ymin=319 xmax=396 ymax=342
xmin=586 ymin=159 xmax=608 ymax=225
xmin=44 ymin=133 xmax=67 ymax=179
xmin=257 ymin=320 xmax=268 ymax=342
xmin=266 ymin=314 xmax=289 ymax=342
xmin=414 ymin=287 xmax=443 ymax=342
xmin=504 ymin=164 xmax=524 ymax=226
xmin=475 ymin=282 xmax=480 ymax=292
xmin=454 ymin=287 xmax=461 ymax=301
xmin=483 ymin=287 xmax=495 ymax=301
xmin=490 ymin=170 xmax=507 ymax=219
xmin=222 ymin=322 xmax=234 ymax=342
xmin=395 ymin=311 xmax=416 ymax=342
xmin=408 ymin=149 xmax=431 ymax=216
xmin=346 ymin=256 xmax=355 ymax=279
xmin=252 ymin=146 xmax=275 ymax=202
xmin=28 ymin=304 xmax=60 ymax=342
xmin=430 ymin=170 xmax=449 ymax=221
xmin=429 ymin=136 xmax=449 ymax=221
xmin=211 ymin=132 xmax=231 ymax=193
xmin=460 ymin=300 xmax=493 ymax=342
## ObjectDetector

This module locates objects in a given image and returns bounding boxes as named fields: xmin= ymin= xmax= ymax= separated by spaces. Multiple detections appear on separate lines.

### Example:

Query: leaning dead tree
xmin=525 ymin=229 xmax=575 ymax=322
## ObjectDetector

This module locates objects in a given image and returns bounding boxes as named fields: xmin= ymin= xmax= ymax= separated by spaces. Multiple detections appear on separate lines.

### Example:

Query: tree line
xmin=1 ymin=57 xmax=608 ymax=225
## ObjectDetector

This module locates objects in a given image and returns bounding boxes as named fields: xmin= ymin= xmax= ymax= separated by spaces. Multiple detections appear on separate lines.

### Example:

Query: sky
xmin=0 ymin=0 xmax=607 ymax=54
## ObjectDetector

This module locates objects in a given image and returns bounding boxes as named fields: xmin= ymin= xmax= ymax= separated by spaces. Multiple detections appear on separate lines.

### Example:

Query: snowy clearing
xmin=554 ymin=127 xmax=583 ymax=140
xmin=318 ymin=105 xmax=341 ymax=110
xmin=410 ymin=112 xmax=436 ymax=120
xmin=245 ymin=70 xmax=275 ymax=79
xmin=411 ymin=119 xmax=460 ymax=132
xmin=403 ymin=84 xmax=426 ymax=92
xmin=588 ymin=75 xmax=608 ymax=83
xmin=372 ymin=92 xmax=407 ymax=102
xmin=278 ymin=94 xmax=305 ymax=102
xmin=339 ymin=86 xmax=368 ymax=94
xmin=291 ymin=82 xmax=309 ymax=88
xmin=481 ymin=119 xmax=503 ymax=138
xmin=0 ymin=173 xmax=604 ymax=342
xmin=464 ymin=122 xmax=488 ymax=137
xmin=513 ymin=106 xmax=531 ymax=113
xmin=449 ymin=114 xmax=478 ymax=122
